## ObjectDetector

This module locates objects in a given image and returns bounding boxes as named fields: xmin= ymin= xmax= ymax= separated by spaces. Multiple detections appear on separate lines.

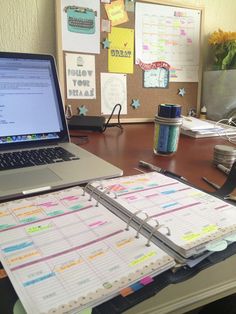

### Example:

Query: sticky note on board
xmin=108 ymin=27 xmax=134 ymax=74
xmin=105 ymin=0 xmax=129 ymax=26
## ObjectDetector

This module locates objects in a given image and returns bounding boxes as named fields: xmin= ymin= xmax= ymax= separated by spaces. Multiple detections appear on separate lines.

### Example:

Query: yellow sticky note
xmin=108 ymin=27 xmax=134 ymax=74
xmin=105 ymin=0 xmax=129 ymax=26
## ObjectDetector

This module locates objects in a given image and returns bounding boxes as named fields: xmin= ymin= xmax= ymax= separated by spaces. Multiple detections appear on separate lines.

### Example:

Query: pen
xmin=139 ymin=160 xmax=187 ymax=181
xmin=224 ymin=194 xmax=236 ymax=202
xmin=201 ymin=177 xmax=220 ymax=189
xmin=216 ymin=163 xmax=230 ymax=175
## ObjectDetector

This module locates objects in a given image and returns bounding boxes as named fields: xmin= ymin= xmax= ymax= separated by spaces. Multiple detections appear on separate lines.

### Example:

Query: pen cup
xmin=153 ymin=115 xmax=183 ymax=156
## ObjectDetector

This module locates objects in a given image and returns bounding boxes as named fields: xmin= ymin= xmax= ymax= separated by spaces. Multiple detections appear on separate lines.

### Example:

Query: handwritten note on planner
xmin=0 ymin=186 xmax=174 ymax=314
xmin=135 ymin=2 xmax=201 ymax=82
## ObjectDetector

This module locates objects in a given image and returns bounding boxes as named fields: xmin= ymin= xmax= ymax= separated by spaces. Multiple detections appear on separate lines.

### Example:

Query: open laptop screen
xmin=0 ymin=52 xmax=69 ymax=149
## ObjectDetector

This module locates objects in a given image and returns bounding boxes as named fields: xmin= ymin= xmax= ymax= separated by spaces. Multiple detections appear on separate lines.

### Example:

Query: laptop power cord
xmin=67 ymin=104 xmax=123 ymax=132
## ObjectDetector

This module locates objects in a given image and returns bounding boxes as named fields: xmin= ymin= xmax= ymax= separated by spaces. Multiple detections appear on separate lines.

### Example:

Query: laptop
xmin=0 ymin=52 xmax=123 ymax=201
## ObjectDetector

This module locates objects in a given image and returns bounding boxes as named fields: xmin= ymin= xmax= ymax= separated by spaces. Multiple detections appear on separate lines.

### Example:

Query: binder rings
xmin=0 ymin=185 xmax=175 ymax=314
xmin=86 ymin=172 xmax=236 ymax=263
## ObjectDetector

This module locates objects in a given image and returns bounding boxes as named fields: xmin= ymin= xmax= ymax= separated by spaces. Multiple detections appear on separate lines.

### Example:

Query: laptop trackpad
xmin=0 ymin=168 xmax=61 ymax=192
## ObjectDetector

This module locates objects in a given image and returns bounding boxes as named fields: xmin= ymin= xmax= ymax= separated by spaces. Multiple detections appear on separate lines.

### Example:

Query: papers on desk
xmin=181 ymin=116 xmax=236 ymax=138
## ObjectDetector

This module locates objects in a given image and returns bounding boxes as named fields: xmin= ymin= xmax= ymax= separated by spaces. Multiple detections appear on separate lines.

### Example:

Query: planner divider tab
xmin=120 ymin=276 xmax=154 ymax=297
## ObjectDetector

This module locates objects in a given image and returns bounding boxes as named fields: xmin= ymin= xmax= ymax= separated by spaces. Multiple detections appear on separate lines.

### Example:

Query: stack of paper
xmin=181 ymin=116 xmax=236 ymax=138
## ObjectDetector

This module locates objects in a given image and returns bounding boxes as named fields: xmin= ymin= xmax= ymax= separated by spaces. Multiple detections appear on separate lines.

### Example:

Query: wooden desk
xmin=71 ymin=123 xmax=228 ymax=192
xmin=71 ymin=123 xmax=236 ymax=314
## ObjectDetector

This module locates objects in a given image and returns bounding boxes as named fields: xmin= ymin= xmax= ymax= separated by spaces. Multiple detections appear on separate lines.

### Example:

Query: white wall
xmin=0 ymin=0 xmax=235 ymax=68
xmin=0 ymin=0 xmax=55 ymax=55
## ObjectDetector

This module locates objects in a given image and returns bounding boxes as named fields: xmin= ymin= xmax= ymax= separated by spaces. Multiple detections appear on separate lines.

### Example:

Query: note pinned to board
xmin=100 ymin=72 xmax=127 ymax=115
xmin=108 ymin=27 xmax=134 ymax=74
xmin=105 ymin=0 xmax=129 ymax=26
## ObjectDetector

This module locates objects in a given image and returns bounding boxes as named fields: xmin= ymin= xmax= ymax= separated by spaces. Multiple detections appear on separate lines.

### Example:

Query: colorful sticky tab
xmin=13 ymin=299 xmax=27 ymax=314
xmin=130 ymin=282 xmax=144 ymax=291
xmin=79 ymin=308 xmax=92 ymax=314
xmin=206 ymin=240 xmax=228 ymax=252
xmin=140 ymin=276 xmax=154 ymax=285
xmin=120 ymin=286 xmax=133 ymax=297
xmin=0 ymin=268 xmax=7 ymax=279
xmin=224 ymin=234 xmax=236 ymax=243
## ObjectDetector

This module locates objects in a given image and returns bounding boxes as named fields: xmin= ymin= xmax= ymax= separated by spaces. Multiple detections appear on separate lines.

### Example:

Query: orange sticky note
xmin=105 ymin=0 xmax=129 ymax=26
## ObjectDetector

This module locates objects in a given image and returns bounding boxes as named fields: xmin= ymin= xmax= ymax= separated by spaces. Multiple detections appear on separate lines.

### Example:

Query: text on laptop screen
xmin=0 ymin=57 xmax=64 ymax=145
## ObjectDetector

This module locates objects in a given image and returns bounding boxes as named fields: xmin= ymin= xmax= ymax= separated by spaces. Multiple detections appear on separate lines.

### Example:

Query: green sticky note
xmin=224 ymin=234 xmax=236 ymax=243
xmin=13 ymin=299 xmax=27 ymax=314
xmin=206 ymin=240 xmax=228 ymax=252
xmin=13 ymin=299 xmax=92 ymax=314
xmin=79 ymin=308 xmax=92 ymax=314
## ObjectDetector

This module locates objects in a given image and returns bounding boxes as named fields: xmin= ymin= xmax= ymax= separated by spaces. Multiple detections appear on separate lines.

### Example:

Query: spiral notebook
xmin=0 ymin=186 xmax=175 ymax=314
xmin=86 ymin=172 xmax=236 ymax=262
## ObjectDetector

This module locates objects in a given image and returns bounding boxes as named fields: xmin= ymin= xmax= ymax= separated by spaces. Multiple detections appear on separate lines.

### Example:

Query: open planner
xmin=87 ymin=172 xmax=236 ymax=263
xmin=0 ymin=184 xmax=175 ymax=314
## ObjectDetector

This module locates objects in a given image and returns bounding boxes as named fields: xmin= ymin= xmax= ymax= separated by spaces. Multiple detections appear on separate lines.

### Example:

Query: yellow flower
xmin=208 ymin=29 xmax=236 ymax=45
xmin=208 ymin=29 xmax=236 ymax=70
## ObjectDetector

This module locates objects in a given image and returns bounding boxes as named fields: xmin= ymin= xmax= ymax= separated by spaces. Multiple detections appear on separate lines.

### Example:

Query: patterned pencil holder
xmin=153 ymin=104 xmax=182 ymax=156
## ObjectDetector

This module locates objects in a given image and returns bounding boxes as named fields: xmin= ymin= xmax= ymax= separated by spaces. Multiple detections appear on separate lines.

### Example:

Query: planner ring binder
xmin=95 ymin=186 xmax=113 ymax=206
xmin=93 ymin=187 xmax=117 ymax=207
xmin=146 ymin=223 xmax=171 ymax=247
xmin=125 ymin=210 xmax=143 ymax=231
xmin=88 ymin=183 xmax=102 ymax=201
xmin=135 ymin=213 xmax=150 ymax=239
xmin=82 ymin=181 xmax=103 ymax=197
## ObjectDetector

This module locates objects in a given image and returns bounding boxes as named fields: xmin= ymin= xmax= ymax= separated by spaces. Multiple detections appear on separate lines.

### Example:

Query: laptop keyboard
xmin=0 ymin=147 xmax=79 ymax=171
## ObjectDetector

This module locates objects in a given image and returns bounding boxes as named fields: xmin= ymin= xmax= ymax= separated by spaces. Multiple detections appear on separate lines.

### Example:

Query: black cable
xmin=102 ymin=104 xmax=123 ymax=132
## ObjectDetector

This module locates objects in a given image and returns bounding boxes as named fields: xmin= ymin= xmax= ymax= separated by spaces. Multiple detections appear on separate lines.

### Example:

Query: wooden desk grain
xmin=71 ymin=123 xmax=228 ymax=192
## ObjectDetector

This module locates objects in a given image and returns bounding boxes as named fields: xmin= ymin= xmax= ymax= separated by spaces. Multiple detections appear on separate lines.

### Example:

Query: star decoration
xmin=131 ymin=99 xmax=140 ymax=109
xmin=178 ymin=88 xmax=186 ymax=97
xmin=102 ymin=38 xmax=111 ymax=49
xmin=78 ymin=105 xmax=88 ymax=116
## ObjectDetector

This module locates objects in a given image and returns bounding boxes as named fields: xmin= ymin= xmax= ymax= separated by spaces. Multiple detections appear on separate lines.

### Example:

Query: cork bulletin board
xmin=55 ymin=0 xmax=204 ymax=122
